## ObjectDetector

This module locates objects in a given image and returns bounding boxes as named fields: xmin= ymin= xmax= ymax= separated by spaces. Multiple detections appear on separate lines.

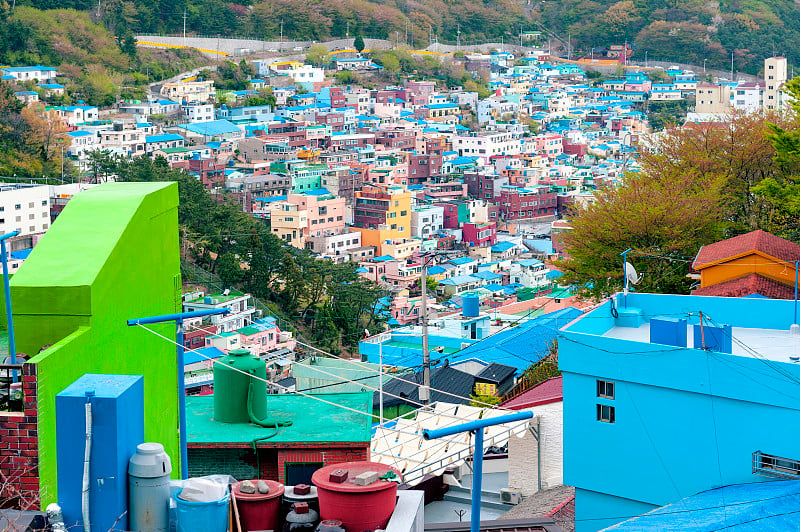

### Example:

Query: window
xmin=28 ymin=202 xmax=34 ymax=208
xmin=597 ymin=380 xmax=615 ymax=399
xmin=14 ymin=204 xmax=20 ymax=210
xmin=597 ymin=404 xmax=615 ymax=423
xmin=41 ymin=200 xmax=47 ymax=206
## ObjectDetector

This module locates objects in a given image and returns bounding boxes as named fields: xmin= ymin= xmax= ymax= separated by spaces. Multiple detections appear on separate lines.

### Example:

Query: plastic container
xmin=233 ymin=479 xmax=284 ymax=532
xmin=283 ymin=484 xmax=320 ymax=517
xmin=178 ymin=478 xmax=227 ymax=502
xmin=311 ymin=462 xmax=401 ymax=532
xmin=175 ymin=491 xmax=229 ymax=532
xmin=128 ymin=442 xmax=172 ymax=532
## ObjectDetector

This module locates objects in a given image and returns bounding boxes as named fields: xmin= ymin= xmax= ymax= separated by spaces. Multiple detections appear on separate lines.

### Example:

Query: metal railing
xmin=0 ymin=364 xmax=24 ymax=412
xmin=752 ymin=451 xmax=800 ymax=479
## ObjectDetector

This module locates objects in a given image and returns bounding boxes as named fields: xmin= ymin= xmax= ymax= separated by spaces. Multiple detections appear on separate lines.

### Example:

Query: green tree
xmin=306 ymin=44 xmax=330 ymax=67
xmin=353 ymin=34 xmax=365 ymax=54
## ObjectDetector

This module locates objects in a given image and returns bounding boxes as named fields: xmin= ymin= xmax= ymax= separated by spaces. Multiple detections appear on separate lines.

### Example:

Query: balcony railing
xmin=753 ymin=451 xmax=800 ymax=479
xmin=0 ymin=364 xmax=24 ymax=413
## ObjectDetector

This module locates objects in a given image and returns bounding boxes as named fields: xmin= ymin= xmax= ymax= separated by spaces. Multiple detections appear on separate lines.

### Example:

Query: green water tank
xmin=213 ymin=348 xmax=268 ymax=423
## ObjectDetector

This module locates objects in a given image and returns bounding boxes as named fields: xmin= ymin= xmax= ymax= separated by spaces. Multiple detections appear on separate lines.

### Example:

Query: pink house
xmin=287 ymin=191 xmax=346 ymax=239
xmin=462 ymin=222 xmax=497 ymax=247
xmin=533 ymin=134 xmax=563 ymax=157
xmin=390 ymin=294 xmax=437 ymax=325
xmin=236 ymin=317 xmax=295 ymax=356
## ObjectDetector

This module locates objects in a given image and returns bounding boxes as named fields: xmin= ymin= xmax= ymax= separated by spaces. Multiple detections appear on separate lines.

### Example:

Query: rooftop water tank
xmin=213 ymin=349 xmax=267 ymax=423
xmin=311 ymin=461 xmax=401 ymax=531
xmin=462 ymin=294 xmax=479 ymax=318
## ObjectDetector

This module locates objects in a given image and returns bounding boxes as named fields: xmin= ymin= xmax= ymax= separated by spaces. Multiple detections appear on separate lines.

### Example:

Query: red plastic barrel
xmin=233 ymin=479 xmax=285 ymax=532
xmin=311 ymin=461 xmax=401 ymax=532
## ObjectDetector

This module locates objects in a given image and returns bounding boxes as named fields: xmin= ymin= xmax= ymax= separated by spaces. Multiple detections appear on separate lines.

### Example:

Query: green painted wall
xmin=12 ymin=182 xmax=182 ymax=505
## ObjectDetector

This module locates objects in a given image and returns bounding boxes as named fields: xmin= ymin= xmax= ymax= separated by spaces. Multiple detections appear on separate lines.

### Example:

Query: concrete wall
xmin=9 ymin=182 xmax=182 ymax=505
xmin=508 ymin=402 xmax=563 ymax=496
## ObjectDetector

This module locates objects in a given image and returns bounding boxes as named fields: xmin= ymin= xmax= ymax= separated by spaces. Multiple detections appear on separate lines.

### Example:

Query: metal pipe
xmin=423 ymin=410 xmax=533 ymax=532
xmin=0 ymin=231 xmax=20 ymax=382
xmin=175 ymin=318 xmax=187 ymax=479
xmin=471 ymin=427 xmax=483 ymax=532
xmin=423 ymin=410 xmax=533 ymax=440
xmin=127 ymin=308 xmax=229 ymax=479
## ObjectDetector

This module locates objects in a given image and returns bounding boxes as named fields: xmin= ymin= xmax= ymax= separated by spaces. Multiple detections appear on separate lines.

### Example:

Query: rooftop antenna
xmin=620 ymin=248 xmax=641 ymax=306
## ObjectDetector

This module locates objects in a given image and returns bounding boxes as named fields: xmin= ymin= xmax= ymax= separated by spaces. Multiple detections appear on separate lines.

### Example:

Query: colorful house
xmin=560 ymin=292 xmax=800 ymax=531
xmin=692 ymin=230 xmax=800 ymax=299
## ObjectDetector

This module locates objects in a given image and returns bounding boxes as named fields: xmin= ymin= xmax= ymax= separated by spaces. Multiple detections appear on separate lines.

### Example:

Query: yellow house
xmin=353 ymin=185 xmax=411 ymax=255
xmin=692 ymin=230 xmax=800 ymax=299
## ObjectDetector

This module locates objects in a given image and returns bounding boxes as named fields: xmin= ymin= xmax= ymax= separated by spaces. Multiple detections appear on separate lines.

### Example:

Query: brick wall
xmin=189 ymin=442 xmax=369 ymax=483
xmin=0 ymin=364 xmax=40 ymax=510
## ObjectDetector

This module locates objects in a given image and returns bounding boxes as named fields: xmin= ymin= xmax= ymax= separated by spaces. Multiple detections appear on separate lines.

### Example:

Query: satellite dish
xmin=624 ymin=262 xmax=641 ymax=285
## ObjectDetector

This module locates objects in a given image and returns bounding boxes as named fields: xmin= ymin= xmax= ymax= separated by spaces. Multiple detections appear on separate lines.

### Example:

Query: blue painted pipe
xmin=127 ymin=308 xmax=229 ymax=479
xmin=0 ymin=231 xmax=20 ymax=381
xmin=126 ymin=308 xmax=229 ymax=326
xmin=423 ymin=410 xmax=533 ymax=532
xmin=422 ymin=410 xmax=533 ymax=440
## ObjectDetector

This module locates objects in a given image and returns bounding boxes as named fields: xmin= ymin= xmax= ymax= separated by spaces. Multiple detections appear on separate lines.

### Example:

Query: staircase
xmin=442 ymin=472 xmax=510 ymax=511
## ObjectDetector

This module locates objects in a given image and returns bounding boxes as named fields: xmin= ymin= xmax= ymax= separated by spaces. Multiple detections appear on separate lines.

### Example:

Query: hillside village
xmin=0 ymin=40 xmax=800 ymax=532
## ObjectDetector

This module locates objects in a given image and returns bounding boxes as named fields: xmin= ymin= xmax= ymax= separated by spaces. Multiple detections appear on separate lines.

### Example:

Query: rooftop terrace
xmin=186 ymin=392 xmax=372 ymax=446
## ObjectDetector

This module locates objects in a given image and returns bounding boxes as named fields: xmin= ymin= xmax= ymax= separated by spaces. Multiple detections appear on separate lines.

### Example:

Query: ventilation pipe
xmin=81 ymin=391 xmax=94 ymax=532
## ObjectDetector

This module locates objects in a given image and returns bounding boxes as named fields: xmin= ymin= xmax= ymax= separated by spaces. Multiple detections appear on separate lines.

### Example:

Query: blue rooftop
xmin=145 ymin=133 xmax=184 ymax=144
xmin=184 ymin=346 xmax=226 ymax=366
xmin=449 ymin=257 xmax=475 ymax=266
xmin=491 ymin=241 xmax=517 ymax=253
xmin=455 ymin=307 xmax=583 ymax=368
xmin=440 ymin=274 xmax=481 ymax=286
xmin=177 ymin=120 xmax=241 ymax=136
xmin=607 ymin=480 xmax=800 ymax=531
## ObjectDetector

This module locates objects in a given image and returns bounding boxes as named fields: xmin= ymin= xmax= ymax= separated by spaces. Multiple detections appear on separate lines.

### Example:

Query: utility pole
xmin=183 ymin=9 xmax=187 ymax=47
xmin=280 ymin=19 xmax=284 ymax=50
xmin=346 ymin=21 xmax=350 ymax=40
xmin=457 ymin=24 xmax=461 ymax=50
xmin=420 ymin=258 xmax=431 ymax=404
xmin=731 ymin=51 xmax=734 ymax=81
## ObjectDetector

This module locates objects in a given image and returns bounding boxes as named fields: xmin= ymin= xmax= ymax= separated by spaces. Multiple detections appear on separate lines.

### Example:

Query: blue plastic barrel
xmin=174 ymin=493 xmax=229 ymax=532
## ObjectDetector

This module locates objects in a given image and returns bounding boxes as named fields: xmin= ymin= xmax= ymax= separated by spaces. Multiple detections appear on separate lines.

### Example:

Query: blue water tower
xmin=56 ymin=374 xmax=144 ymax=532
xmin=462 ymin=294 xmax=480 ymax=317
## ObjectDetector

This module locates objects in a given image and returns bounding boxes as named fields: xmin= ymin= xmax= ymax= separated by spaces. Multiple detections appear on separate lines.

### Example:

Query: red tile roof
xmin=501 ymin=377 xmax=562 ymax=410
xmin=693 ymin=230 xmax=800 ymax=269
xmin=692 ymin=273 xmax=796 ymax=299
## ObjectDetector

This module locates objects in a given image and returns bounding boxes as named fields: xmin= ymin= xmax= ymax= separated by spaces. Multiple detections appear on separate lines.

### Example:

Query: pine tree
xmin=353 ymin=34 xmax=365 ymax=54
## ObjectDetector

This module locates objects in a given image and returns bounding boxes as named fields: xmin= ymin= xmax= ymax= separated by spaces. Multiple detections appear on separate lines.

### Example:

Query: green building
xmin=0 ymin=182 xmax=182 ymax=507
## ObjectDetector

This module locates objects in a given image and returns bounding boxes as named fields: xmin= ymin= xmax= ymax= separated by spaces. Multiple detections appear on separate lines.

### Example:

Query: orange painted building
xmin=692 ymin=230 xmax=800 ymax=299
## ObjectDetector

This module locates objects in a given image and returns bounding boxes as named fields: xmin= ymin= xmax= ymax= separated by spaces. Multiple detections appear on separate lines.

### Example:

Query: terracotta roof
xmin=692 ymin=273 xmax=795 ymax=299
xmin=501 ymin=377 xmax=563 ymax=410
xmin=693 ymin=230 xmax=800 ymax=269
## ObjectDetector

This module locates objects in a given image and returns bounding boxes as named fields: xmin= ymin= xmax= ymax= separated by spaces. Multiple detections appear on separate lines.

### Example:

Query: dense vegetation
xmin=559 ymin=88 xmax=800 ymax=299
xmin=7 ymin=0 xmax=800 ymax=75
xmin=91 ymin=154 xmax=387 ymax=353
xmin=0 ymin=3 xmax=210 ymax=107
xmin=538 ymin=0 xmax=800 ymax=75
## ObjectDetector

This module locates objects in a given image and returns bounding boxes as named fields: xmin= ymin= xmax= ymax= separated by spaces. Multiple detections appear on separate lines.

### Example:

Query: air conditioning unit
xmin=500 ymin=488 xmax=522 ymax=505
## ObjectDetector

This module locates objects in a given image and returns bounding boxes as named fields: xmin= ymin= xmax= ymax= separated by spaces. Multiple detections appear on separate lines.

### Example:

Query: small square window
xmin=597 ymin=404 xmax=615 ymax=423
xmin=14 ymin=204 xmax=20 ymax=210
xmin=597 ymin=380 xmax=615 ymax=399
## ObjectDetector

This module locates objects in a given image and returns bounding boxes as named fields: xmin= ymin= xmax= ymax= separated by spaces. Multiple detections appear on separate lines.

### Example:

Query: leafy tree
xmin=306 ymin=44 xmax=330 ymax=67
xmin=353 ymin=34 xmax=365 ymax=54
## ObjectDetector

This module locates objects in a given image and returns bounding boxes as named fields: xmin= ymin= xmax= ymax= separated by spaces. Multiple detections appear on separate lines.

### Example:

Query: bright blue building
xmin=559 ymin=292 xmax=800 ymax=531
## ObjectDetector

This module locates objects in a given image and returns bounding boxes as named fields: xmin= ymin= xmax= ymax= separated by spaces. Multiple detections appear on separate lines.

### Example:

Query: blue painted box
xmin=650 ymin=317 xmax=687 ymax=347
xmin=56 ymin=374 xmax=144 ymax=532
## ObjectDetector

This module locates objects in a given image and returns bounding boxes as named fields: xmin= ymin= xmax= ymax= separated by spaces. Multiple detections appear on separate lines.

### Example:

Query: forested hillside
xmin=5 ymin=0 xmax=800 ymax=75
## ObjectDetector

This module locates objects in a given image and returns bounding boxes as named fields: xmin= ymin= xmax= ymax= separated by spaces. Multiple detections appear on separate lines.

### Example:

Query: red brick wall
xmin=277 ymin=444 xmax=369 ymax=483
xmin=0 ymin=364 xmax=40 ymax=510
xmin=188 ymin=442 xmax=369 ymax=484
